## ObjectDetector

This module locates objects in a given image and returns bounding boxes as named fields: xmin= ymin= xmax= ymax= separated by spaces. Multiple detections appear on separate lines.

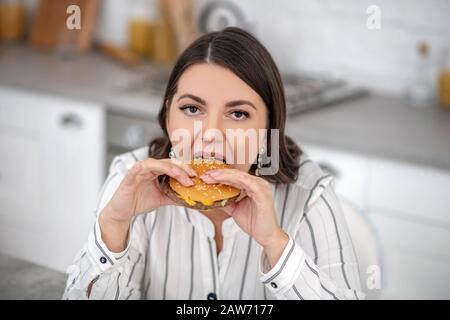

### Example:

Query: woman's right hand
xmin=98 ymin=158 xmax=196 ymax=252
xmin=103 ymin=158 xmax=196 ymax=223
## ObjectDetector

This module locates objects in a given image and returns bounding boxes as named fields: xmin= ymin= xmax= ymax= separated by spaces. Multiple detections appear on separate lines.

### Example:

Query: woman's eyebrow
xmin=225 ymin=100 xmax=257 ymax=110
xmin=177 ymin=93 xmax=206 ymax=105
xmin=177 ymin=94 xmax=256 ymax=110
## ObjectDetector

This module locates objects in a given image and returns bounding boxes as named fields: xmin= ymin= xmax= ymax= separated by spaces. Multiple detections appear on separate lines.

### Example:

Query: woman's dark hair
xmin=149 ymin=27 xmax=302 ymax=184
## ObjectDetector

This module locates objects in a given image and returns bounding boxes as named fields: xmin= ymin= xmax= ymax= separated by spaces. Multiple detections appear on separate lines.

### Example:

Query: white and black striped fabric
xmin=63 ymin=146 xmax=364 ymax=300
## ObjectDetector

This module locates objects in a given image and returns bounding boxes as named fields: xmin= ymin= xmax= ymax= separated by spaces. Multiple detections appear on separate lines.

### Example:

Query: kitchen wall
xmin=219 ymin=0 xmax=450 ymax=96
xmin=20 ymin=0 xmax=450 ymax=96
xmin=94 ymin=0 xmax=450 ymax=96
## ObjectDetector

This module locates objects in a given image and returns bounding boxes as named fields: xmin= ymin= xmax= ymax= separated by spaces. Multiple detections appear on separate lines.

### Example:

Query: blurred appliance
xmin=198 ymin=0 xmax=250 ymax=33
xmin=106 ymin=110 xmax=162 ymax=175
xmin=283 ymin=74 xmax=369 ymax=114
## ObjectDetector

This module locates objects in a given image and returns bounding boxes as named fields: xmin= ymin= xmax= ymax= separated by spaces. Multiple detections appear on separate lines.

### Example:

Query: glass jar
xmin=438 ymin=48 xmax=450 ymax=109
xmin=129 ymin=0 xmax=157 ymax=56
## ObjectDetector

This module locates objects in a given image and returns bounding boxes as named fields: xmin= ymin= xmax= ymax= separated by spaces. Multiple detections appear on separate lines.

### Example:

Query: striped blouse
xmin=62 ymin=146 xmax=364 ymax=300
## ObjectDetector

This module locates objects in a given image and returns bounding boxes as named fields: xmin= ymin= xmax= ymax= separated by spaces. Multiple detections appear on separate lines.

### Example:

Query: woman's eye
xmin=180 ymin=105 xmax=200 ymax=116
xmin=230 ymin=110 xmax=249 ymax=120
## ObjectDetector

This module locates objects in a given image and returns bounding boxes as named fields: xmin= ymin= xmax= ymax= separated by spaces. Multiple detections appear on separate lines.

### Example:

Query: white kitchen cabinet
xmin=0 ymin=87 xmax=41 ymax=131
xmin=368 ymin=210 xmax=450 ymax=299
xmin=300 ymin=143 xmax=371 ymax=211
xmin=367 ymin=158 xmax=450 ymax=299
xmin=0 ymin=128 xmax=41 ymax=229
xmin=0 ymin=86 xmax=105 ymax=273
xmin=300 ymin=142 xmax=450 ymax=299
xmin=368 ymin=159 xmax=450 ymax=225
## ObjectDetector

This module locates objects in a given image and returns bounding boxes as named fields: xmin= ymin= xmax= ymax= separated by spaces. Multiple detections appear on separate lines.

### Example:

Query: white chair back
xmin=340 ymin=199 xmax=382 ymax=300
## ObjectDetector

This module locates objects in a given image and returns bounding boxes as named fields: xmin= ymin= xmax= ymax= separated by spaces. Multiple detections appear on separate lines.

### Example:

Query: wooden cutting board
xmin=29 ymin=0 xmax=100 ymax=52
xmin=152 ymin=0 xmax=198 ymax=64
xmin=164 ymin=0 xmax=198 ymax=53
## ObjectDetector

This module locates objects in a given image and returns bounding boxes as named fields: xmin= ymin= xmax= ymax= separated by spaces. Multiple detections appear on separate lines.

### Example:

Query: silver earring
xmin=255 ymin=147 xmax=265 ymax=176
xmin=169 ymin=147 xmax=176 ymax=159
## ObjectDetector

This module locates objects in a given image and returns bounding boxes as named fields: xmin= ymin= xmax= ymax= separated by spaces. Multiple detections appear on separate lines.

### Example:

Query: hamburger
xmin=159 ymin=158 xmax=241 ymax=210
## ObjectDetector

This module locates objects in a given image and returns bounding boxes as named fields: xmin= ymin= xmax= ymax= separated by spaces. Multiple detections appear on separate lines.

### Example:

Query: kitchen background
xmin=0 ymin=0 xmax=449 ymax=300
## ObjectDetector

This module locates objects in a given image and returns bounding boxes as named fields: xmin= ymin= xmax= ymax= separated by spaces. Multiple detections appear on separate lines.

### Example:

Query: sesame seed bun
xmin=159 ymin=159 xmax=241 ymax=210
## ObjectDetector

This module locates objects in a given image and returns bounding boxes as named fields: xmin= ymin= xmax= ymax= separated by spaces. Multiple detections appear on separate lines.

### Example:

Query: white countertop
xmin=287 ymin=94 xmax=450 ymax=171
xmin=0 ymin=45 xmax=163 ymax=119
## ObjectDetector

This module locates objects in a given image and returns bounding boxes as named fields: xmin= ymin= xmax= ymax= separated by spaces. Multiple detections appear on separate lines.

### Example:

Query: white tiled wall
xmin=221 ymin=0 xmax=450 ymax=95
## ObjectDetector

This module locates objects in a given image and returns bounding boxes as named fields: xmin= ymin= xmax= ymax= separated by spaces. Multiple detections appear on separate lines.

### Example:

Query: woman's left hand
xmin=200 ymin=169 xmax=289 ymax=265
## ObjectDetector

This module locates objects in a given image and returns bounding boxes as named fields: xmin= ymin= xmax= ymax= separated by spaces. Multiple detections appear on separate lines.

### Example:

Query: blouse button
xmin=207 ymin=292 xmax=217 ymax=300
xmin=99 ymin=256 xmax=107 ymax=264
xmin=270 ymin=282 xmax=278 ymax=289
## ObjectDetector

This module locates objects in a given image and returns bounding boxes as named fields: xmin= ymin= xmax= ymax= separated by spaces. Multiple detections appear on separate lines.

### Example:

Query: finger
xmin=200 ymin=171 xmax=247 ymax=191
xmin=139 ymin=159 xmax=194 ymax=186
xmin=160 ymin=158 xmax=197 ymax=177
xmin=134 ymin=172 xmax=157 ymax=183
xmin=200 ymin=169 xmax=252 ymax=191
xmin=122 ymin=162 xmax=143 ymax=187
xmin=236 ymin=189 xmax=248 ymax=202
xmin=177 ymin=162 xmax=197 ymax=177
xmin=201 ymin=169 xmax=266 ymax=198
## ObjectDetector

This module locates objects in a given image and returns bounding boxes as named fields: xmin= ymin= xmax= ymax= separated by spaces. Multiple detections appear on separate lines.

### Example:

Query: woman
xmin=63 ymin=27 xmax=364 ymax=300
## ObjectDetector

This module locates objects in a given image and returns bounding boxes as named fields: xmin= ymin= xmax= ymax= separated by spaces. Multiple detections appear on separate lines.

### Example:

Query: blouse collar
xmin=179 ymin=206 xmax=240 ymax=238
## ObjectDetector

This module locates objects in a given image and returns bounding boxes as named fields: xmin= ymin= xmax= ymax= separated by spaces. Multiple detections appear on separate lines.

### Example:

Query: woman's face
xmin=166 ymin=63 xmax=268 ymax=173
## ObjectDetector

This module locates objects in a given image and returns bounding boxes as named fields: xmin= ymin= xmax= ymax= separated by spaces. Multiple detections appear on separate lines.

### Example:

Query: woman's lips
xmin=193 ymin=151 xmax=226 ymax=163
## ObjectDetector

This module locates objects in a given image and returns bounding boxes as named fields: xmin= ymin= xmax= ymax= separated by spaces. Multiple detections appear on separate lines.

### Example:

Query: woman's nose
xmin=202 ymin=114 xmax=224 ymax=138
